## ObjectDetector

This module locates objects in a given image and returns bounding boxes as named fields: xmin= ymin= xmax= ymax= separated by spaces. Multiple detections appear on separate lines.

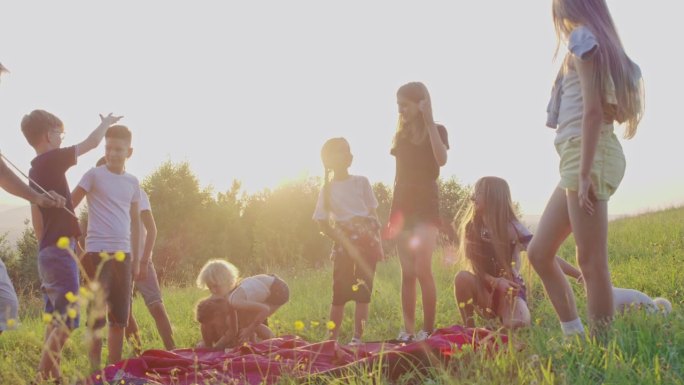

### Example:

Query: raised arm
xmin=417 ymin=86 xmax=447 ymax=166
xmin=75 ymin=113 xmax=123 ymax=157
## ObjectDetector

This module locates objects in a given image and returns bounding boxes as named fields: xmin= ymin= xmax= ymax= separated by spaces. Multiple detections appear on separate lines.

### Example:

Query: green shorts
xmin=555 ymin=131 xmax=626 ymax=201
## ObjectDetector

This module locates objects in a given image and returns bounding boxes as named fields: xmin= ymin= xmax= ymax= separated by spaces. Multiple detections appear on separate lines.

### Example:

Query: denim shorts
xmin=82 ymin=252 xmax=132 ymax=328
xmin=0 ymin=259 xmax=19 ymax=330
xmin=134 ymin=260 xmax=163 ymax=307
xmin=555 ymin=131 xmax=626 ymax=201
xmin=38 ymin=241 xmax=80 ymax=329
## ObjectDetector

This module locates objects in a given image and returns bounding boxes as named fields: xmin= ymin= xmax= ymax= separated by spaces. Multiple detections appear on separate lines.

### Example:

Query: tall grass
xmin=1 ymin=208 xmax=683 ymax=384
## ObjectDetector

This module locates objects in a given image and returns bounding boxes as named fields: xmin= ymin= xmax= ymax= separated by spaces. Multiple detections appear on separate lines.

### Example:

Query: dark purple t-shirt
xmin=28 ymin=146 xmax=81 ymax=250
xmin=391 ymin=124 xmax=449 ymax=185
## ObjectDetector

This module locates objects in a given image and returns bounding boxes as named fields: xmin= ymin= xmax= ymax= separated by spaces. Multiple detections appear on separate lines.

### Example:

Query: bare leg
xmin=454 ymin=271 xmax=489 ymax=328
xmin=397 ymin=231 xmax=417 ymax=335
xmin=353 ymin=302 xmax=369 ymax=339
xmin=89 ymin=334 xmax=103 ymax=371
xmin=528 ymin=188 xmax=578 ymax=322
xmin=254 ymin=324 xmax=274 ymax=340
xmin=125 ymin=312 xmax=143 ymax=355
xmin=413 ymin=224 xmax=438 ymax=333
xmin=566 ymin=191 xmax=613 ymax=335
xmin=328 ymin=304 xmax=344 ymax=340
xmin=37 ymin=324 xmax=70 ymax=382
xmin=499 ymin=296 xmax=531 ymax=330
xmin=148 ymin=302 xmax=175 ymax=350
xmin=108 ymin=325 xmax=125 ymax=364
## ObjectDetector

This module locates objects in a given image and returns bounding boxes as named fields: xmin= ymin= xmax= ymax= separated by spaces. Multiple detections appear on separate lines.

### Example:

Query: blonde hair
xmin=196 ymin=259 xmax=240 ymax=291
xmin=320 ymin=137 xmax=350 ymax=213
xmin=455 ymin=177 xmax=518 ymax=279
xmin=552 ymin=0 xmax=644 ymax=139
xmin=392 ymin=82 xmax=433 ymax=149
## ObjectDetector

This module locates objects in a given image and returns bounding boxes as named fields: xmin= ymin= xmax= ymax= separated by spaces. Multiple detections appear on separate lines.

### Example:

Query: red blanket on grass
xmin=91 ymin=325 xmax=506 ymax=385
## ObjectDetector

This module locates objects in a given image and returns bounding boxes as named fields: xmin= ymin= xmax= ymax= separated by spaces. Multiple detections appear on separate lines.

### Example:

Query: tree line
xmin=3 ymin=161 xmax=477 ymax=294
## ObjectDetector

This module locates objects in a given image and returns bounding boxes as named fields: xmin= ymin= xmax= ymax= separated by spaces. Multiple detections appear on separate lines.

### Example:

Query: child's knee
xmin=454 ymin=271 xmax=475 ymax=298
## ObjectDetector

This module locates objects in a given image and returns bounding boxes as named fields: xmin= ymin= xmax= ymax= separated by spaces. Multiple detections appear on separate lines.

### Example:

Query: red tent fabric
xmin=90 ymin=325 xmax=507 ymax=384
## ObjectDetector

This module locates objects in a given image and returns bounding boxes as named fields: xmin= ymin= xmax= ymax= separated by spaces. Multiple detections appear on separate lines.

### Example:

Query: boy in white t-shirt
xmin=93 ymin=156 xmax=176 ymax=352
xmin=72 ymin=125 xmax=141 ymax=369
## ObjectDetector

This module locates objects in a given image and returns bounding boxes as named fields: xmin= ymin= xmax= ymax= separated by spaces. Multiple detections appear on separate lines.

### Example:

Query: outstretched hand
xmin=99 ymin=113 xmax=124 ymax=127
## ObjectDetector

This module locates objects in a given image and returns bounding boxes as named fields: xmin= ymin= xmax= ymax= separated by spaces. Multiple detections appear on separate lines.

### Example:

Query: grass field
xmin=1 ymin=207 xmax=683 ymax=384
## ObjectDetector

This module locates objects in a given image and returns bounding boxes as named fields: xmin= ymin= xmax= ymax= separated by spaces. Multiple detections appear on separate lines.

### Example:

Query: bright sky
xmin=1 ymin=1 xmax=682 ymax=216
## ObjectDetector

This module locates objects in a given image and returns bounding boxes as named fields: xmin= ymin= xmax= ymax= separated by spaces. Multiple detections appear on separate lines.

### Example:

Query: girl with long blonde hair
xmin=530 ymin=0 xmax=644 ymax=337
xmin=453 ymin=177 xmax=531 ymax=329
xmin=387 ymin=82 xmax=449 ymax=342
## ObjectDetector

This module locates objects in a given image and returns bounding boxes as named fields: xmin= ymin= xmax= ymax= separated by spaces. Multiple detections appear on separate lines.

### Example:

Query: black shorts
xmin=331 ymin=246 xmax=377 ymax=306
xmin=82 ymin=252 xmax=132 ymax=328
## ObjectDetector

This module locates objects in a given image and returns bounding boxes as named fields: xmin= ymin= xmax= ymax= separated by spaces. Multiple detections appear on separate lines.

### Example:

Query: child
xmin=388 ymin=82 xmax=449 ymax=342
xmin=196 ymin=259 xmax=289 ymax=345
xmin=195 ymin=296 xmax=238 ymax=349
xmin=528 ymin=0 xmax=644 ymax=337
xmin=126 ymin=184 xmax=176 ymax=351
xmin=453 ymin=177 xmax=531 ymax=330
xmin=72 ymin=125 xmax=141 ymax=368
xmin=557 ymin=258 xmax=672 ymax=315
xmin=22 ymin=109 xmax=121 ymax=382
xmin=313 ymin=137 xmax=384 ymax=345
xmin=1 ymin=63 xmax=68 ymax=335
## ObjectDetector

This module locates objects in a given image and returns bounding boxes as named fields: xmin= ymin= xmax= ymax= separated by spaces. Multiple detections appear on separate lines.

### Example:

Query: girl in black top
xmin=388 ymin=82 xmax=448 ymax=342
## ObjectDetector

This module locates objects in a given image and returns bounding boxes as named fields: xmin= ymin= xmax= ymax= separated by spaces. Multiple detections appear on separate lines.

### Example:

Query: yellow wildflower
xmin=459 ymin=302 xmax=465 ymax=309
xmin=294 ymin=320 xmax=305 ymax=331
xmin=114 ymin=251 xmax=126 ymax=262
xmin=67 ymin=308 xmax=78 ymax=319
xmin=42 ymin=313 xmax=53 ymax=323
xmin=310 ymin=321 xmax=320 ymax=328
xmin=351 ymin=284 xmax=359 ymax=292
xmin=56 ymin=237 xmax=70 ymax=250
xmin=6 ymin=319 xmax=16 ymax=328
xmin=326 ymin=320 xmax=336 ymax=330
xmin=65 ymin=291 xmax=77 ymax=303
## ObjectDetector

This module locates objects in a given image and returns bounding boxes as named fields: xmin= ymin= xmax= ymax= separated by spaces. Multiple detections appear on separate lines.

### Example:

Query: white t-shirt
xmin=79 ymin=166 xmax=141 ymax=253
xmin=312 ymin=175 xmax=378 ymax=223
xmin=138 ymin=189 xmax=151 ymax=259
xmin=555 ymin=26 xmax=621 ymax=144
xmin=228 ymin=274 xmax=275 ymax=305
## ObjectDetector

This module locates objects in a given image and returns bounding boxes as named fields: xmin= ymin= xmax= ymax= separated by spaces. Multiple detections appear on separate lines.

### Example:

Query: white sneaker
xmin=415 ymin=330 xmax=430 ymax=341
xmin=396 ymin=331 xmax=413 ymax=343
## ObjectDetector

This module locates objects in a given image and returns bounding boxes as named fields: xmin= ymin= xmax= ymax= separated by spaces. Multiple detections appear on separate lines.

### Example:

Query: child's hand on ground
xmin=238 ymin=327 xmax=255 ymax=345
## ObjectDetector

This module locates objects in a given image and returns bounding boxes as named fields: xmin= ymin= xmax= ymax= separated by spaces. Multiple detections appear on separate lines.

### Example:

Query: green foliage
xmin=4 ymin=221 xmax=40 ymax=295
xmin=134 ymin=161 xmax=474 ymax=281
